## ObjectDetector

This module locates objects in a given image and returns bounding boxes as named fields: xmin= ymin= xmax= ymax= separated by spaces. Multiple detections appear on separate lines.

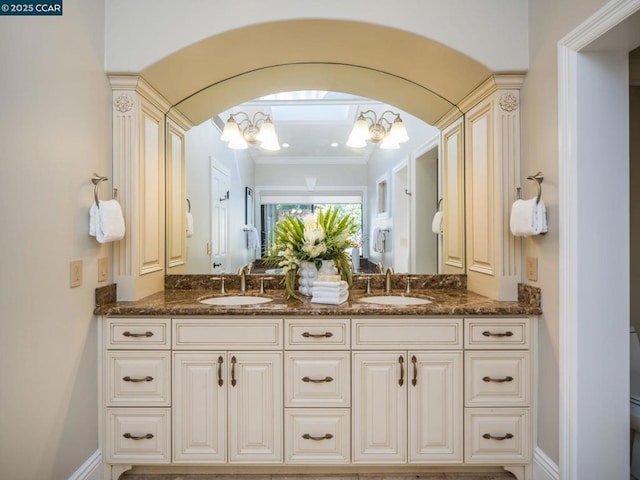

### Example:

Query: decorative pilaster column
xmin=463 ymin=75 xmax=524 ymax=300
xmin=110 ymin=76 xmax=171 ymax=300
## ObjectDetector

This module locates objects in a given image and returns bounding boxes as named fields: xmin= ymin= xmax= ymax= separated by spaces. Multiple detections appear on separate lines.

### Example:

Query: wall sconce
xmin=347 ymin=110 xmax=410 ymax=150
xmin=220 ymin=111 xmax=281 ymax=151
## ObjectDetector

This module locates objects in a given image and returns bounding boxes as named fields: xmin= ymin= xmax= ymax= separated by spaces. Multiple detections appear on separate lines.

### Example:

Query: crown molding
xmin=457 ymin=74 xmax=526 ymax=114
xmin=434 ymin=107 xmax=463 ymax=130
xmin=167 ymin=107 xmax=194 ymax=131
xmin=109 ymin=75 xmax=172 ymax=113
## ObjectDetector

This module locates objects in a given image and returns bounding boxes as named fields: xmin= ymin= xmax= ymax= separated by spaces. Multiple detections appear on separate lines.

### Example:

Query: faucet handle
xmin=210 ymin=276 xmax=226 ymax=294
xmin=405 ymin=276 xmax=420 ymax=294
xmin=360 ymin=275 xmax=373 ymax=294
xmin=259 ymin=276 xmax=274 ymax=294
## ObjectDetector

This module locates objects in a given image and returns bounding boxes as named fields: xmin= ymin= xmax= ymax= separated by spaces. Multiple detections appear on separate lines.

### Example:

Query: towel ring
xmin=186 ymin=198 xmax=191 ymax=213
xmin=91 ymin=173 xmax=108 ymax=206
xmin=437 ymin=198 xmax=443 ymax=211
xmin=526 ymin=172 xmax=544 ymax=204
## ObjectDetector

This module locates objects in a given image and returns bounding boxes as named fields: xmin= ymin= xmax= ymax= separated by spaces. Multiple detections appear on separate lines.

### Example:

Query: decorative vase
xmin=318 ymin=259 xmax=338 ymax=276
xmin=297 ymin=261 xmax=318 ymax=296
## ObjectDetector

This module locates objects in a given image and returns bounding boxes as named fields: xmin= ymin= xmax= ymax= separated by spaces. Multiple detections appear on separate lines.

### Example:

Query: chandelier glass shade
xmin=347 ymin=110 xmax=410 ymax=150
xmin=220 ymin=111 xmax=281 ymax=151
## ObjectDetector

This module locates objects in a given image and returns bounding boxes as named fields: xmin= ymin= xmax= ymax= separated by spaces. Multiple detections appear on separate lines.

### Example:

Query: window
xmin=261 ymin=202 xmax=363 ymax=257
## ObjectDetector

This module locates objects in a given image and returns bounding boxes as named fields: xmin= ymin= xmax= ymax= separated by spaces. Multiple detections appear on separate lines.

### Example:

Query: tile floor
xmin=122 ymin=474 xmax=515 ymax=480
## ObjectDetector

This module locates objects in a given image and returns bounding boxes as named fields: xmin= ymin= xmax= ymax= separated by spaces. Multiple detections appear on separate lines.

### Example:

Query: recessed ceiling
xmin=212 ymin=91 xmax=439 ymax=165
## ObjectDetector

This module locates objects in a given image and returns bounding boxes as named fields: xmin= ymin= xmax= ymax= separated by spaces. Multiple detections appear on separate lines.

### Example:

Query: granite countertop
xmin=94 ymin=276 xmax=542 ymax=317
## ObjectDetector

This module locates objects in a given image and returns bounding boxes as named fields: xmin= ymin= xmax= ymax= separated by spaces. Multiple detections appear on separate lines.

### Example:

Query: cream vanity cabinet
xmin=101 ymin=314 xmax=534 ymax=480
xmin=171 ymin=318 xmax=283 ymax=463
xmin=352 ymin=317 xmax=463 ymax=464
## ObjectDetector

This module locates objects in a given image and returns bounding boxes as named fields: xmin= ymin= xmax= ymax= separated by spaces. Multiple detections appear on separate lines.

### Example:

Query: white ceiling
xmin=213 ymin=91 xmax=439 ymax=165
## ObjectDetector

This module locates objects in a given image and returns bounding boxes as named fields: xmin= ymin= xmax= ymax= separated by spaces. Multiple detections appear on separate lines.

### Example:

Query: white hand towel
xmin=96 ymin=200 xmax=126 ymax=243
xmin=510 ymin=198 xmax=548 ymax=237
xmin=312 ymin=280 xmax=348 ymax=289
xmin=89 ymin=203 xmax=99 ymax=236
xmin=250 ymin=227 xmax=260 ymax=250
xmin=373 ymin=228 xmax=386 ymax=253
xmin=311 ymin=292 xmax=349 ymax=305
xmin=186 ymin=211 xmax=194 ymax=238
xmin=431 ymin=211 xmax=443 ymax=234
xmin=312 ymin=286 xmax=349 ymax=296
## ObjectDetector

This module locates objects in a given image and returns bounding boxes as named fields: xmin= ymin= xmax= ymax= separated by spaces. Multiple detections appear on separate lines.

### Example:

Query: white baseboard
xmin=68 ymin=449 xmax=102 ymax=480
xmin=534 ymin=447 xmax=560 ymax=480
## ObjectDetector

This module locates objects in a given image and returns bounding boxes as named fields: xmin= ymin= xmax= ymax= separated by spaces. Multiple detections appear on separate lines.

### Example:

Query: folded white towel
xmin=186 ymin=211 xmax=194 ymax=238
xmin=312 ymin=280 xmax=348 ymax=289
xmin=311 ymin=292 xmax=349 ymax=305
xmin=94 ymin=200 xmax=126 ymax=243
xmin=510 ymin=198 xmax=548 ymax=237
xmin=431 ymin=211 xmax=443 ymax=234
xmin=312 ymin=286 xmax=348 ymax=297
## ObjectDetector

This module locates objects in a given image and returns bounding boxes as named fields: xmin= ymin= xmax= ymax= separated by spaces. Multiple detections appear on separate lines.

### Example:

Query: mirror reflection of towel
xmin=373 ymin=227 xmax=386 ymax=253
xmin=431 ymin=211 xmax=443 ymax=234
xmin=186 ymin=212 xmax=194 ymax=238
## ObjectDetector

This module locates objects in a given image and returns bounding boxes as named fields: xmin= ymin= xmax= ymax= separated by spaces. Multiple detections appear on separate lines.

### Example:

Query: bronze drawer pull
xmin=302 ymin=376 xmax=333 ymax=383
xmin=301 ymin=331 xmax=333 ymax=338
xmin=123 ymin=433 xmax=154 ymax=440
xmin=231 ymin=356 xmax=237 ymax=387
xmin=302 ymin=433 xmax=334 ymax=441
xmin=217 ymin=355 xmax=224 ymax=387
xmin=398 ymin=355 xmax=405 ymax=386
xmin=122 ymin=376 xmax=153 ymax=383
xmin=482 ymin=330 xmax=514 ymax=338
xmin=482 ymin=376 xmax=514 ymax=383
xmin=411 ymin=355 xmax=418 ymax=386
xmin=482 ymin=433 xmax=514 ymax=441
xmin=122 ymin=331 xmax=154 ymax=338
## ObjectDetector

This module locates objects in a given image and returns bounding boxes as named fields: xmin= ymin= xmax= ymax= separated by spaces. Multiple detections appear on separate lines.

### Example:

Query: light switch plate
xmin=526 ymin=256 xmax=538 ymax=282
xmin=98 ymin=257 xmax=108 ymax=282
xmin=70 ymin=260 xmax=83 ymax=288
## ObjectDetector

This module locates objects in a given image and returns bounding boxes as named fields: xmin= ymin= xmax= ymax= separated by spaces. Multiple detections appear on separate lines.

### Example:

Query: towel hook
xmin=186 ymin=198 xmax=191 ymax=213
xmin=526 ymin=172 xmax=544 ymax=204
xmin=437 ymin=198 xmax=443 ymax=211
xmin=91 ymin=173 xmax=108 ymax=206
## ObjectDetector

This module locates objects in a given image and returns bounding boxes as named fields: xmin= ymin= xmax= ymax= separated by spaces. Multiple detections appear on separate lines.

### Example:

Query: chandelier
xmin=220 ymin=111 xmax=280 ymax=151
xmin=347 ymin=110 xmax=410 ymax=150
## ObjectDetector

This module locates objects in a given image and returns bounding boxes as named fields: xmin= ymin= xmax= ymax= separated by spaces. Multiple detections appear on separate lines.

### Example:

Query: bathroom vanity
xmin=95 ymin=277 xmax=540 ymax=480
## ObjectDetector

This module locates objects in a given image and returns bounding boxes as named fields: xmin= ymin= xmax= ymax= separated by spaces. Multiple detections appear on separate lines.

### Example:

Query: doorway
xmin=211 ymin=162 xmax=230 ymax=273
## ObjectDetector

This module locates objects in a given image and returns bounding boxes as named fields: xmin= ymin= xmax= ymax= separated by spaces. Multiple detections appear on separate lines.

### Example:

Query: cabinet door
xmin=228 ymin=352 xmax=283 ymax=463
xmin=408 ymin=351 xmax=463 ymax=463
xmin=173 ymin=352 xmax=227 ymax=463
xmin=352 ymin=352 xmax=406 ymax=463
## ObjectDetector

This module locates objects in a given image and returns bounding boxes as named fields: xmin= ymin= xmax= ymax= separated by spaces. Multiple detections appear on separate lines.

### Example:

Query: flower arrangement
xmin=265 ymin=207 xmax=359 ymax=298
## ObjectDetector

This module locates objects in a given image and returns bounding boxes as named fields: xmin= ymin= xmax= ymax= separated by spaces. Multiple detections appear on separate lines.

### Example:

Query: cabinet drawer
xmin=352 ymin=318 xmax=462 ymax=349
xmin=285 ymin=318 xmax=350 ymax=350
xmin=106 ymin=408 xmax=171 ymax=463
xmin=173 ymin=318 xmax=282 ymax=349
xmin=285 ymin=352 xmax=350 ymax=407
xmin=106 ymin=352 xmax=170 ymax=406
xmin=106 ymin=318 xmax=170 ymax=350
xmin=285 ymin=408 xmax=350 ymax=464
xmin=465 ymin=352 xmax=530 ymax=407
xmin=465 ymin=318 xmax=530 ymax=349
xmin=464 ymin=408 xmax=530 ymax=463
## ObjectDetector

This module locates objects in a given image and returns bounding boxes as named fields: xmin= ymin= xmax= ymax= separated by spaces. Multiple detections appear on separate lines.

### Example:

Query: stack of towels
xmin=89 ymin=200 xmax=126 ymax=244
xmin=311 ymin=275 xmax=349 ymax=305
xmin=509 ymin=197 xmax=548 ymax=237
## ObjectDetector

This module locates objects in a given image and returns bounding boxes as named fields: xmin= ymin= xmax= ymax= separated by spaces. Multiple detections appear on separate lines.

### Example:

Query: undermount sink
xmin=358 ymin=295 xmax=432 ymax=306
xmin=199 ymin=295 xmax=274 ymax=306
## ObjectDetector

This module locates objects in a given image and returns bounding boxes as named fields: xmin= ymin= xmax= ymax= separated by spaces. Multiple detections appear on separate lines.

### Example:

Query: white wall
xmin=185 ymin=120 xmax=255 ymax=273
xmin=522 ymin=0 xmax=621 ymax=466
xmin=105 ymin=0 xmax=528 ymax=74
xmin=0 ymin=1 xmax=111 ymax=478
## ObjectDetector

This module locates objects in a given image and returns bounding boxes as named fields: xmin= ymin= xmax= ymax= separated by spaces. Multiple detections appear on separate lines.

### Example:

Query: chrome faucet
xmin=237 ymin=263 xmax=254 ymax=293
xmin=237 ymin=266 xmax=248 ymax=293
xmin=384 ymin=267 xmax=395 ymax=293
